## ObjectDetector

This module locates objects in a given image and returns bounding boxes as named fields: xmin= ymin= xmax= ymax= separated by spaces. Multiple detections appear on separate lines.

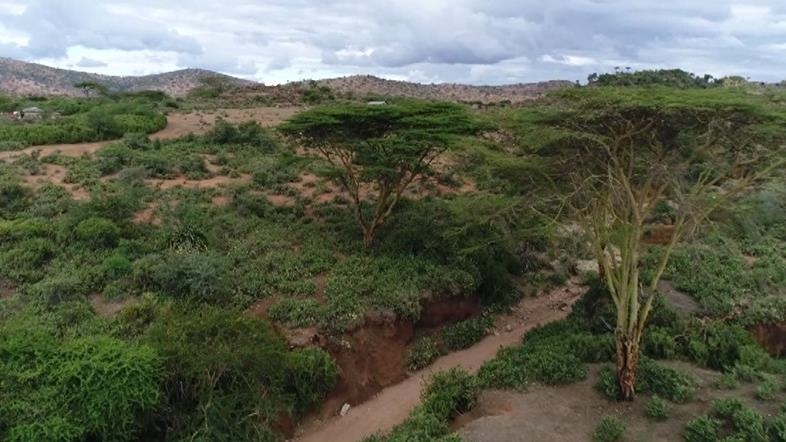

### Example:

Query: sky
xmin=0 ymin=0 xmax=785 ymax=85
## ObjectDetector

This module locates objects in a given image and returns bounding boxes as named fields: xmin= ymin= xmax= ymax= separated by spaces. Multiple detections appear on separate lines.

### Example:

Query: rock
xmin=340 ymin=403 xmax=351 ymax=417
xmin=575 ymin=259 xmax=599 ymax=274
xmin=504 ymin=324 xmax=514 ymax=333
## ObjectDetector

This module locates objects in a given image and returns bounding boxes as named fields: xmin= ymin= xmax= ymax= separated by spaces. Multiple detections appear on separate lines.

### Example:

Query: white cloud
xmin=0 ymin=0 xmax=785 ymax=84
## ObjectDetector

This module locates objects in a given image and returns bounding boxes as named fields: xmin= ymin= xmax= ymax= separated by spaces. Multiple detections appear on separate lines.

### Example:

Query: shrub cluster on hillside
xmin=0 ymin=95 xmax=167 ymax=147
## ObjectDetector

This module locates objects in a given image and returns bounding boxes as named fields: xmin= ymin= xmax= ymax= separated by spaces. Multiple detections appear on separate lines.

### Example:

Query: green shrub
xmin=144 ymin=305 xmax=337 ymax=440
xmin=383 ymin=368 xmax=478 ymax=442
xmin=441 ymin=315 xmax=493 ymax=351
xmin=139 ymin=252 xmax=232 ymax=304
xmin=646 ymin=395 xmax=670 ymax=420
xmin=596 ymin=359 xmax=695 ymax=403
xmin=716 ymin=372 xmax=739 ymax=389
xmin=755 ymin=376 xmax=778 ymax=401
xmin=684 ymin=416 xmax=721 ymax=442
xmin=709 ymin=398 xmax=768 ymax=442
xmin=770 ymin=414 xmax=786 ymax=442
xmin=637 ymin=358 xmax=696 ymax=403
xmin=73 ymin=217 xmax=120 ymax=249
xmin=592 ymin=416 xmax=626 ymax=442
xmin=267 ymin=298 xmax=321 ymax=327
xmin=408 ymin=337 xmax=442 ymax=371
xmin=0 ymin=317 xmax=162 ymax=442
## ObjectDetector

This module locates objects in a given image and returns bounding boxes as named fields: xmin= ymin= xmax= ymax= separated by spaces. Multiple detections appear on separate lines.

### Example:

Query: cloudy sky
xmin=0 ymin=0 xmax=784 ymax=84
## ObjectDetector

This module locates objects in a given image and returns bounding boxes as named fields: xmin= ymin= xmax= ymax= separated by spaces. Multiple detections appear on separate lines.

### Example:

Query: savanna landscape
xmin=0 ymin=64 xmax=785 ymax=442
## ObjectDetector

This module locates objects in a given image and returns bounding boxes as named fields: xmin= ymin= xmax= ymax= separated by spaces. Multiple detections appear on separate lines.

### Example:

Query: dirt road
xmin=294 ymin=281 xmax=586 ymax=442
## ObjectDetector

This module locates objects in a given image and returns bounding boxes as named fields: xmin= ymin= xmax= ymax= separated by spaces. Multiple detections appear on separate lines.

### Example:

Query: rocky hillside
xmin=0 ymin=58 xmax=255 ymax=97
xmin=311 ymin=75 xmax=574 ymax=103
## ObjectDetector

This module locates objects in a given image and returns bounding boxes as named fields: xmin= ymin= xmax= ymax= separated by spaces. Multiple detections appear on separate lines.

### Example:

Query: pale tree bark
xmin=569 ymin=108 xmax=780 ymax=401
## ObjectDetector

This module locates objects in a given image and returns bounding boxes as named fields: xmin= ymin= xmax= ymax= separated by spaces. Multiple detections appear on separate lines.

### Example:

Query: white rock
xmin=340 ymin=403 xmax=351 ymax=416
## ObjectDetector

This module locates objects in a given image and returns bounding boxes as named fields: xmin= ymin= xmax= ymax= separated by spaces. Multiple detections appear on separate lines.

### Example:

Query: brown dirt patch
xmin=144 ymin=173 xmax=250 ymax=190
xmin=89 ymin=293 xmax=133 ymax=318
xmin=265 ymin=193 xmax=297 ymax=207
xmin=132 ymin=202 xmax=161 ymax=225
xmin=417 ymin=297 xmax=483 ymax=328
xmin=0 ymin=106 xmax=301 ymax=162
xmin=749 ymin=322 xmax=786 ymax=357
xmin=457 ymin=362 xmax=786 ymax=442
xmin=152 ymin=107 xmax=301 ymax=139
xmin=22 ymin=164 xmax=89 ymax=200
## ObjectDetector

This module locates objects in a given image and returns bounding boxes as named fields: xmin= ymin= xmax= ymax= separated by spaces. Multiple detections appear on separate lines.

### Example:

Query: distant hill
xmin=0 ymin=58 xmax=574 ymax=103
xmin=0 ymin=58 xmax=256 ymax=97
xmin=309 ymin=75 xmax=575 ymax=103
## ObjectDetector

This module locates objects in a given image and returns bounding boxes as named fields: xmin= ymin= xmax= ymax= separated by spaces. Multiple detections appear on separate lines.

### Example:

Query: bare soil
xmin=293 ymin=281 xmax=587 ymax=442
xmin=456 ymin=362 xmax=786 ymax=442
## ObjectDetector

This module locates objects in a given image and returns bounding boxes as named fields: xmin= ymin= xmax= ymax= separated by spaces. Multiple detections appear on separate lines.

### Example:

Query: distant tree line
xmin=586 ymin=68 xmax=750 ymax=89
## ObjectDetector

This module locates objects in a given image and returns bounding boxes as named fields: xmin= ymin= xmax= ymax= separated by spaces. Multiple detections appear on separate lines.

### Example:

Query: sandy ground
xmin=457 ymin=362 xmax=785 ymax=442
xmin=293 ymin=281 xmax=587 ymax=442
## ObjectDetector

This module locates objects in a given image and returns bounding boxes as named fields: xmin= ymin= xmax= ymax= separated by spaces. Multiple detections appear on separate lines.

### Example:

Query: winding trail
xmin=293 ymin=281 xmax=587 ymax=442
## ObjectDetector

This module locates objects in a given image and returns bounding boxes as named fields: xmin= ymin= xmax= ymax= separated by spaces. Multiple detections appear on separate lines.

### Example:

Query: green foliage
xmin=0 ymin=96 xmax=165 ymax=146
xmin=592 ymin=416 xmax=626 ymax=442
xmin=588 ymin=68 xmax=717 ymax=88
xmin=267 ymin=297 xmax=321 ymax=327
xmin=73 ymin=216 xmax=120 ymax=248
xmin=135 ymin=252 xmax=233 ymax=304
xmin=755 ymin=376 xmax=779 ymax=401
xmin=206 ymin=119 xmax=279 ymax=149
xmin=709 ymin=398 xmax=768 ymax=442
xmin=478 ymin=319 xmax=591 ymax=389
xmin=0 ymin=314 xmax=162 ymax=441
xmin=441 ymin=315 xmax=493 ymax=351
xmin=380 ymin=368 xmax=478 ymax=442
xmin=408 ymin=336 xmax=442 ymax=371
xmin=144 ymin=305 xmax=337 ymax=440
xmin=280 ymin=99 xmax=480 ymax=246
xmin=596 ymin=359 xmax=695 ymax=403
xmin=684 ymin=416 xmax=722 ymax=442
xmin=770 ymin=414 xmax=786 ymax=442
xmin=646 ymin=395 xmax=670 ymax=420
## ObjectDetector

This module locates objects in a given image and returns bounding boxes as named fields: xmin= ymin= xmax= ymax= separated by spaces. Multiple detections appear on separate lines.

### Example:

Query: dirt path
xmin=0 ymin=106 xmax=301 ymax=162
xmin=294 ymin=281 xmax=587 ymax=442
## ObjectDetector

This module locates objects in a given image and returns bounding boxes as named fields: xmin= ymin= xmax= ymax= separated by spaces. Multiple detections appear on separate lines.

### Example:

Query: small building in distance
xmin=366 ymin=100 xmax=386 ymax=106
xmin=19 ymin=106 xmax=44 ymax=120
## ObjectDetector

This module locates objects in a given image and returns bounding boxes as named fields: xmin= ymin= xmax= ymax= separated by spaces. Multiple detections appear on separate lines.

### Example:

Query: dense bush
xmin=441 ymin=315 xmax=493 ymax=351
xmin=376 ymin=368 xmax=478 ymax=442
xmin=144 ymin=306 xmax=337 ymax=440
xmin=596 ymin=359 xmax=695 ymax=403
xmin=136 ymin=252 xmax=233 ymax=303
xmin=479 ymin=320 xmax=590 ymax=389
xmin=73 ymin=217 xmax=121 ymax=248
xmin=408 ymin=336 xmax=442 ymax=371
xmin=0 ymin=97 xmax=166 ymax=147
xmin=684 ymin=416 xmax=721 ymax=442
xmin=0 ymin=314 xmax=162 ymax=441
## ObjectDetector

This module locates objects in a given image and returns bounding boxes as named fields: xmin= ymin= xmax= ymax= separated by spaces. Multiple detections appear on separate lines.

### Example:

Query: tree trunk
xmin=616 ymin=333 xmax=639 ymax=401
xmin=361 ymin=227 xmax=375 ymax=248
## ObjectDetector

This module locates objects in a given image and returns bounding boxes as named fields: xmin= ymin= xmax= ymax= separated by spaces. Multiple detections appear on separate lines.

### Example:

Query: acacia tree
xmin=280 ymin=100 xmax=477 ymax=247
xmin=73 ymin=81 xmax=108 ymax=97
xmin=550 ymin=90 xmax=783 ymax=400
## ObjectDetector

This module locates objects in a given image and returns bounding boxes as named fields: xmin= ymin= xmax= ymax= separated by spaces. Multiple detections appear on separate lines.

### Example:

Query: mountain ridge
xmin=0 ymin=58 xmax=573 ymax=102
